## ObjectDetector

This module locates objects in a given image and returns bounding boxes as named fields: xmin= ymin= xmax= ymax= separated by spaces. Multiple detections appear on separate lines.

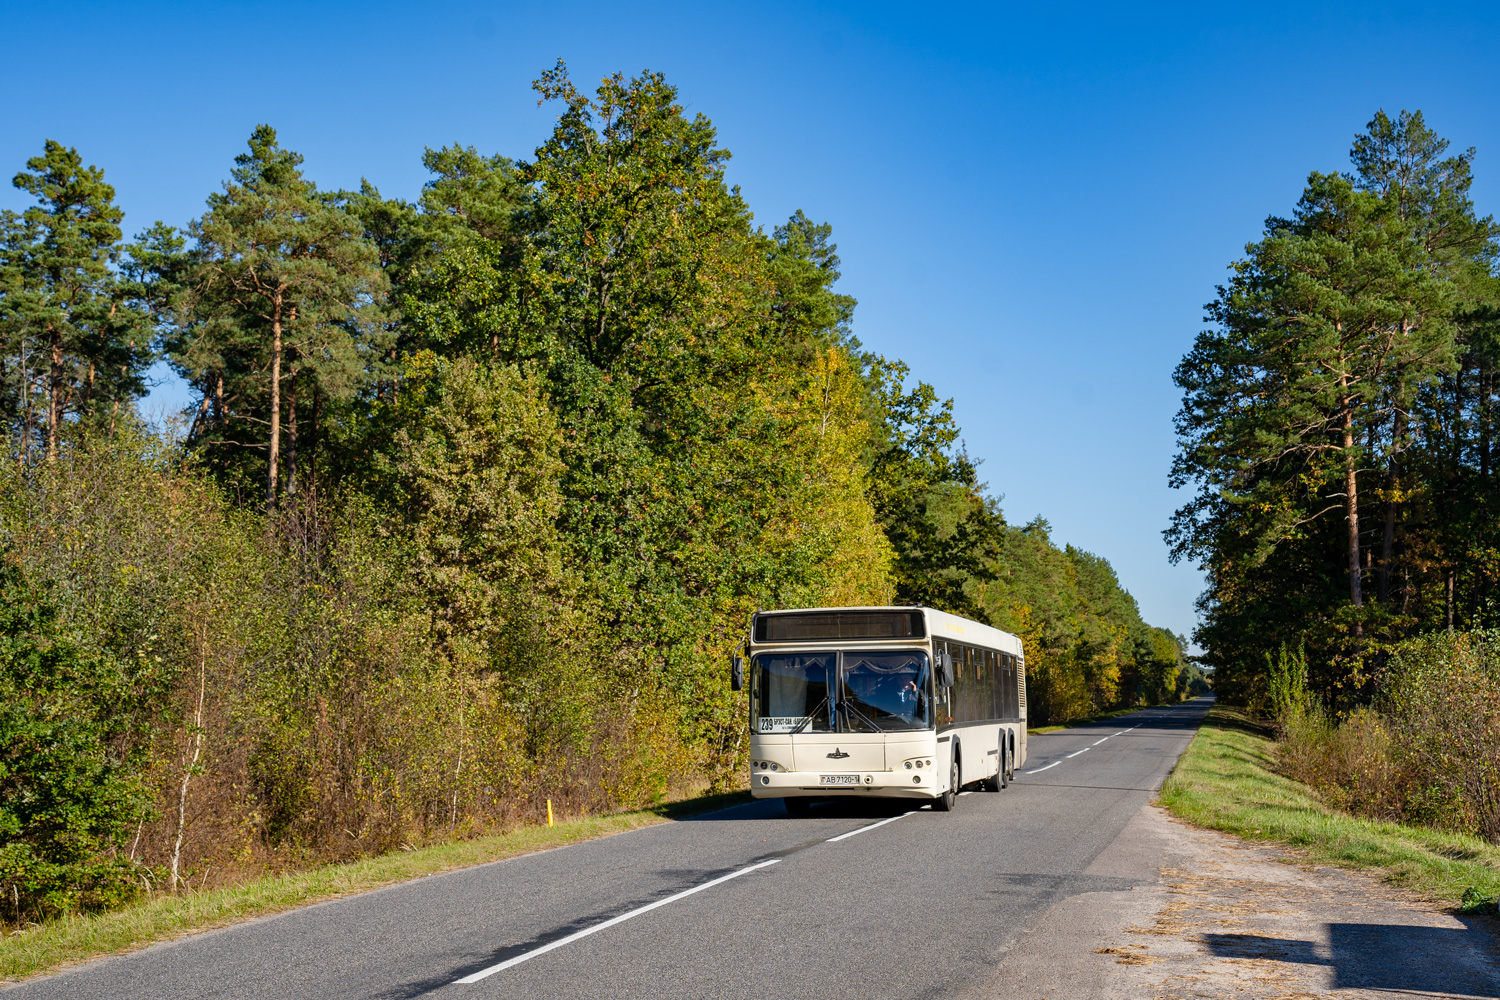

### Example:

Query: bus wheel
xmin=978 ymin=755 xmax=1002 ymax=791
xmin=934 ymin=755 xmax=958 ymax=811
xmin=1000 ymin=745 xmax=1009 ymax=789
xmin=783 ymin=797 xmax=811 ymax=816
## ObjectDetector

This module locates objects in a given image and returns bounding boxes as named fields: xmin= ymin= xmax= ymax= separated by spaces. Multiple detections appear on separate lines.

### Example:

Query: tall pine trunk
xmin=1341 ymin=393 xmax=1363 ymax=609
xmin=267 ymin=293 xmax=283 ymax=506
xmin=47 ymin=326 xmax=62 ymax=462
xmin=286 ymin=385 xmax=297 ymax=497
xmin=1379 ymin=407 xmax=1405 ymax=603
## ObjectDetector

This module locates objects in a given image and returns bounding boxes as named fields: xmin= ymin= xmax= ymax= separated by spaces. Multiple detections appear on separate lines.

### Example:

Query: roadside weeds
xmin=1158 ymin=703 xmax=1500 ymax=912
xmin=0 ymin=790 xmax=751 ymax=983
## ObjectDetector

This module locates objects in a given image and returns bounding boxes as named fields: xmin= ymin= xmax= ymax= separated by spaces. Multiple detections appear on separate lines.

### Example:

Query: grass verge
xmin=0 ymin=790 xmax=751 ymax=983
xmin=1159 ymin=704 xmax=1500 ymax=911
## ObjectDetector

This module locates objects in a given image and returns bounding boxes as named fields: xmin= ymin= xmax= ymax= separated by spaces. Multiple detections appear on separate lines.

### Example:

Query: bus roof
xmin=750 ymin=606 xmax=1023 ymax=657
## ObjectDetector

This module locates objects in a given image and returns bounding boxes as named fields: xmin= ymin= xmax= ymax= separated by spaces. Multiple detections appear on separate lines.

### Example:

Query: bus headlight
xmin=904 ymin=761 xmax=912 ymax=769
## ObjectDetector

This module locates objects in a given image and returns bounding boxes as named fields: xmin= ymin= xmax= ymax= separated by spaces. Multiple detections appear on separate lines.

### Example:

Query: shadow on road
xmin=1201 ymin=922 xmax=1500 ymax=995
xmin=677 ymin=795 xmax=929 ymax=822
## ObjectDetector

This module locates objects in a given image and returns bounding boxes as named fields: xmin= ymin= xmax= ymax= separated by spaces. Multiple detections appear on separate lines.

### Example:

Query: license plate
xmin=819 ymin=774 xmax=861 ymax=786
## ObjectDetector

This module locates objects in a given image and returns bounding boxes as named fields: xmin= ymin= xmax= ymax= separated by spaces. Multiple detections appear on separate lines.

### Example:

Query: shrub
xmin=1381 ymin=631 xmax=1500 ymax=841
xmin=0 ymin=564 xmax=156 ymax=922
xmin=1277 ymin=630 xmax=1500 ymax=843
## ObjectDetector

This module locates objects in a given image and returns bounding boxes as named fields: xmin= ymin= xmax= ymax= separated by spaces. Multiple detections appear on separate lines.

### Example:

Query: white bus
xmin=733 ymin=606 xmax=1027 ymax=814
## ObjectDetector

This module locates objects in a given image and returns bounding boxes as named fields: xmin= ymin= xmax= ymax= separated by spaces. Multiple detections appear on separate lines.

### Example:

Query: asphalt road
xmin=15 ymin=698 xmax=1213 ymax=1000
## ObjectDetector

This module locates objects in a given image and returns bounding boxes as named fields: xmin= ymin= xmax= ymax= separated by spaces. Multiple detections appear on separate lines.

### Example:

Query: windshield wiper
xmin=842 ymin=700 xmax=885 ymax=733
xmin=790 ymin=696 xmax=829 ymax=734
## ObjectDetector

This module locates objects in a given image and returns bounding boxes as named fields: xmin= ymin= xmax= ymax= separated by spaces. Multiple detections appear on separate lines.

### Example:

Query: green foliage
xmin=171 ymin=124 xmax=389 ymax=503
xmin=0 ymin=562 xmax=155 ymax=922
xmin=1264 ymin=643 xmax=1309 ymax=719
xmin=371 ymin=353 xmax=567 ymax=652
xmin=1162 ymin=704 xmax=1500 ymax=909
xmin=0 ymin=66 xmax=1180 ymax=929
xmin=1171 ymin=108 xmax=1500 ymax=701
xmin=1380 ymin=630 xmax=1500 ymax=840
xmin=1273 ymin=629 xmax=1500 ymax=845
xmin=0 ymin=141 xmax=156 ymax=460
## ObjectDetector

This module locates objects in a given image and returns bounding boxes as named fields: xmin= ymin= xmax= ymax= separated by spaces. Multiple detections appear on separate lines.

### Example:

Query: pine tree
xmin=172 ymin=125 xmax=388 ymax=503
xmin=0 ymin=141 xmax=153 ymax=460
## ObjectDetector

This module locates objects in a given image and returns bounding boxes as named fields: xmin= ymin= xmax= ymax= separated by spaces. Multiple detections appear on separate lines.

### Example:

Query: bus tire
xmin=783 ymin=797 xmax=811 ymax=816
xmin=1000 ymin=744 xmax=1008 ymax=789
xmin=983 ymin=731 xmax=1005 ymax=791
xmin=934 ymin=751 xmax=959 ymax=811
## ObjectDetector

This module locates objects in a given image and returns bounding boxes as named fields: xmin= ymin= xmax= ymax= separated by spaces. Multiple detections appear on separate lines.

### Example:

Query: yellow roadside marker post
xmin=547 ymin=798 xmax=554 ymax=827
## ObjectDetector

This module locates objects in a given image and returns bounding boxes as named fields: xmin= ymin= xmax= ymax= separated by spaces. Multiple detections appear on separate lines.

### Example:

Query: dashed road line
xmin=453 ymin=859 xmax=781 ymax=984
xmin=825 ymin=811 xmax=916 ymax=843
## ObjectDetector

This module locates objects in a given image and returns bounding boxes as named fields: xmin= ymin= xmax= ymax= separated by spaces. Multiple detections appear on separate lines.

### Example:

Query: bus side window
xmin=1005 ymin=653 xmax=1017 ymax=719
xmin=976 ymin=647 xmax=988 ymax=722
xmin=960 ymin=645 xmax=972 ymax=723
xmin=972 ymin=646 xmax=981 ymax=722
xmin=984 ymin=650 xmax=996 ymax=719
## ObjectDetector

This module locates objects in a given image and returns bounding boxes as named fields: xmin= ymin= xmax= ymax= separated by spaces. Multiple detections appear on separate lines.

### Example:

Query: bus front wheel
xmin=934 ymin=754 xmax=959 ymax=812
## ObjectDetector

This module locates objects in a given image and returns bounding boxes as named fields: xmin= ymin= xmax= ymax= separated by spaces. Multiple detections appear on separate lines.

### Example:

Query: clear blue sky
xmin=5 ymin=1 xmax=1500 ymax=642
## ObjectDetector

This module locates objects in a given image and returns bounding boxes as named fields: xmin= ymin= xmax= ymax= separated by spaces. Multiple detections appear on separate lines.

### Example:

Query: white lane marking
xmin=453 ymin=859 xmax=782 ymax=983
xmin=1020 ymin=721 xmax=1151 ymax=776
xmin=826 ymin=810 xmax=916 ymax=843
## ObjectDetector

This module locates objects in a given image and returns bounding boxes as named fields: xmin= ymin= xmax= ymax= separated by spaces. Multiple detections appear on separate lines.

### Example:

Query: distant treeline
xmin=0 ymin=64 xmax=1197 ymax=923
xmin=1170 ymin=109 xmax=1500 ymax=705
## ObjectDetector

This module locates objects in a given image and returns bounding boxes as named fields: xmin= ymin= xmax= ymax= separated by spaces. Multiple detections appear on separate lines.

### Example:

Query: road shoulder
xmin=981 ymin=803 xmax=1500 ymax=999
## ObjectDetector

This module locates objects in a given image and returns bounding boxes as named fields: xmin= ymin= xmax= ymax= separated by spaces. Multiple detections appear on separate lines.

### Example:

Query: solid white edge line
xmin=825 ymin=810 xmax=916 ymax=843
xmin=453 ymin=858 xmax=782 ymax=984
xmin=1065 ymin=747 xmax=1090 ymax=758
xmin=1024 ymin=761 xmax=1061 ymax=773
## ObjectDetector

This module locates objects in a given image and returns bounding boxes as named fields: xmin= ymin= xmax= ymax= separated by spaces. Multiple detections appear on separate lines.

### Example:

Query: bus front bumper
xmin=749 ymin=770 xmax=943 ymax=800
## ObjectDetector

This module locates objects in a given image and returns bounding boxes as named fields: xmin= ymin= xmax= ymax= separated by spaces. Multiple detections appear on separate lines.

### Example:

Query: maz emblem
xmin=826 ymin=748 xmax=850 ymax=759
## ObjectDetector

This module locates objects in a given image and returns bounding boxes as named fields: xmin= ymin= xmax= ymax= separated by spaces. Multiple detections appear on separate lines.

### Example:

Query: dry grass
xmin=1159 ymin=705 xmax=1500 ymax=911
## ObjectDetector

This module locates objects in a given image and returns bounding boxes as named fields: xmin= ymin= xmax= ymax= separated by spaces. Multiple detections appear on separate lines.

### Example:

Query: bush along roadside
xmin=1159 ymin=704 xmax=1500 ymax=916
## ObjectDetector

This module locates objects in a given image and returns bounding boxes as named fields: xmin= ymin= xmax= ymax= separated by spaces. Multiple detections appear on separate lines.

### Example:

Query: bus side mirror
xmin=731 ymin=656 xmax=744 ymax=692
xmin=936 ymin=650 xmax=954 ymax=689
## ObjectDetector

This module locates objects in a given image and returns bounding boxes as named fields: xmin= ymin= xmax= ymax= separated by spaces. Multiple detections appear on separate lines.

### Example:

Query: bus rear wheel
xmin=783 ymin=797 xmax=812 ymax=816
xmin=984 ymin=750 xmax=1004 ymax=792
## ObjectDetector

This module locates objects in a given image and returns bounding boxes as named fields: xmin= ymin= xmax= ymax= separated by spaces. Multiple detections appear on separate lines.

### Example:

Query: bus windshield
xmin=755 ymin=653 xmax=834 ymax=733
xmin=842 ymin=650 xmax=930 ymax=731
xmin=753 ymin=650 xmax=931 ymax=734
